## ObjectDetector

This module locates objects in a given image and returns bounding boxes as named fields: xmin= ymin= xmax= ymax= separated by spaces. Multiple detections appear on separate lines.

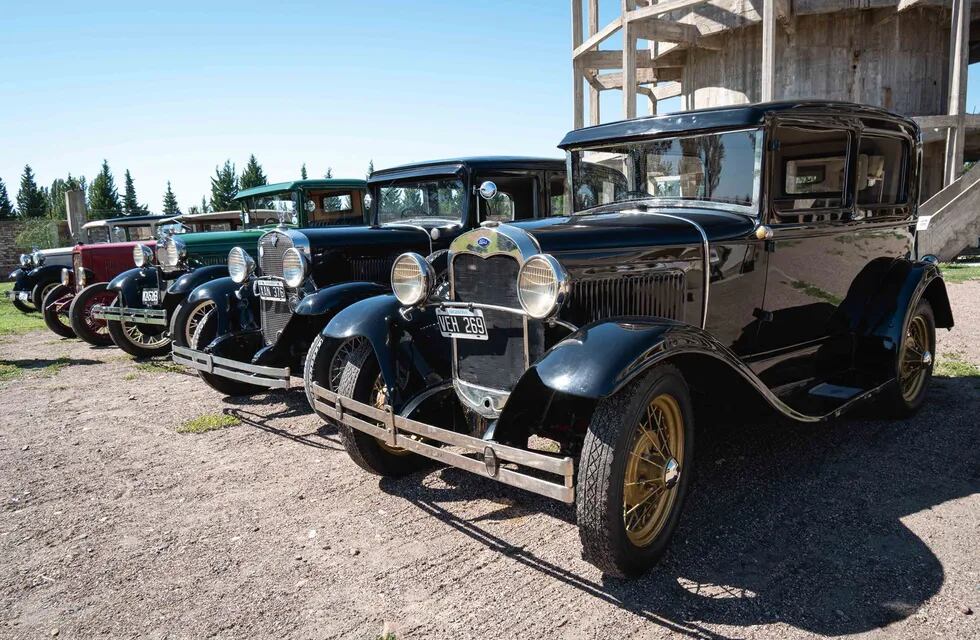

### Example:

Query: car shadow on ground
xmin=377 ymin=376 xmax=980 ymax=638
xmin=0 ymin=357 xmax=101 ymax=370
xmin=222 ymin=392 xmax=345 ymax=451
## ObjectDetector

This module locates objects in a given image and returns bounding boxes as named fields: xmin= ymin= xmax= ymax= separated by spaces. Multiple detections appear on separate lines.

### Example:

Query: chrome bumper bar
xmin=91 ymin=304 xmax=168 ymax=326
xmin=171 ymin=345 xmax=291 ymax=389
xmin=309 ymin=382 xmax=575 ymax=503
xmin=4 ymin=290 xmax=30 ymax=302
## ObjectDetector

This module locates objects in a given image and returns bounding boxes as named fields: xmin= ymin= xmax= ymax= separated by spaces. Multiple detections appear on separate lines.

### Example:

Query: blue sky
xmin=3 ymin=1 xmax=980 ymax=213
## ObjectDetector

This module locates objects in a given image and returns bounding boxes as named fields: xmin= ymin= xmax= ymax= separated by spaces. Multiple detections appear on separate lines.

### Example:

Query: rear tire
xmin=576 ymin=364 xmax=695 ymax=578
xmin=41 ymin=284 xmax=76 ymax=338
xmin=106 ymin=300 xmax=171 ymax=358
xmin=191 ymin=309 xmax=265 ymax=397
xmin=68 ymin=283 xmax=116 ymax=346
xmin=877 ymin=298 xmax=936 ymax=418
xmin=32 ymin=280 xmax=60 ymax=310
xmin=335 ymin=339 xmax=431 ymax=477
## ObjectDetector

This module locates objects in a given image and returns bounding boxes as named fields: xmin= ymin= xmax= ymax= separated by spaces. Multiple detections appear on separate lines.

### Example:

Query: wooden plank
xmin=572 ymin=16 xmax=623 ymax=58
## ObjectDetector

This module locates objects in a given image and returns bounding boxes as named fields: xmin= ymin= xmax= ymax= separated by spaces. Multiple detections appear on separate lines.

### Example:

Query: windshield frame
xmin=567 ymin=126 xmax=764 ymax=218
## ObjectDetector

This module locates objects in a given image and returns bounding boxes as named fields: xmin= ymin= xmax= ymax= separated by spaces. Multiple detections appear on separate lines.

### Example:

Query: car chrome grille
xmin=452 ymin=254 xmax=530 ymax=393
xmin=72 ymin=253 xmax=84 ymax=293
xmin=568 ymin=271 xmax=686 ymax=324
xmin=259 ymin=299 xmax=291 ymax=346
xmin=259 ymin=231 xmax=293 ymax=278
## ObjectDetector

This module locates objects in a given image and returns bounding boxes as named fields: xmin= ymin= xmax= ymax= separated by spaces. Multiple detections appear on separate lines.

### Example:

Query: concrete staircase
xmin=917 ymin=162 xmax=980 ymax=261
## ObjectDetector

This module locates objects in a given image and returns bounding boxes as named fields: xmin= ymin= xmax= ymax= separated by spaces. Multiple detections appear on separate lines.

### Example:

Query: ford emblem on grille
xmin=477 ymin=237 xmax=490 ymax=247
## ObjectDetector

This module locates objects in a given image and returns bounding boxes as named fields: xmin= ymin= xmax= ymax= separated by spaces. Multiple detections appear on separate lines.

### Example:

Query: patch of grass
xmin=789 ymin=280 xmax=843 ymax=306
xmin=0 ymin=362 xmax=20 ymax=381
xmin=935 ymin=353 xmax=980 ymax=378
xmin=177 ymin=413 xmax=240 ymax=434
xmin=135 ymin=359 xmax=185 ymax=375
xmin=0 ymin=356 xmax=70 ymax=382
xmin=941 ymin=263 xmax=980 ymax=284
xmin=122 ymin=372 xmax=139 ymax=381
xmin=0 ymin=283 xmax=46 ymax=336
xmin=38 ymin=356 xmax=71 ymax=378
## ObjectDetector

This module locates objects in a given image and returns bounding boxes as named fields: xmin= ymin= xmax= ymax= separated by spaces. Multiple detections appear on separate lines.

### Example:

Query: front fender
xmin=187 ymin=276 xmax=256 ymax=336
xmin=107 ymin=267 xmax=158 ymax=306
xmin=323 ymin=295 xmax=405 ymax=393
xmin=168 ymin=265 xmax=229 ymax=296
xmin=23 ymin=264 xmax=64 ymax=290
xmin=295 ymin=282 xmax=388 ymax=317
xmin=8 ymin=268 xmax=26 ymax=283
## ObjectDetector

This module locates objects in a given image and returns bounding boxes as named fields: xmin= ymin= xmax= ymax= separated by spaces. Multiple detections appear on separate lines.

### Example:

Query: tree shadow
xmin=377 ymin=378 xmax=980 ymax=636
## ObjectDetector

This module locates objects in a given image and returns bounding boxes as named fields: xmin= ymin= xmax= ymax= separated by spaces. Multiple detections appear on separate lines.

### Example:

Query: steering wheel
xmin=399 ymin=206 xmax=425 ymax=219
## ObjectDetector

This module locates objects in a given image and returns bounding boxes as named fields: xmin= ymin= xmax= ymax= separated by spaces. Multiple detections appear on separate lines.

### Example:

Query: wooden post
xmin=622 ymin=0 xmax=637 ymax=119
xmin=572 ymin=0 xmax=584 ymax=129
xmin=761 ymin=0 xmax=776 ymax=102
xmin=588 ymin=0 xmax=600 ymax=125
xmin=945 ymin=0 xmax=971 ymax=185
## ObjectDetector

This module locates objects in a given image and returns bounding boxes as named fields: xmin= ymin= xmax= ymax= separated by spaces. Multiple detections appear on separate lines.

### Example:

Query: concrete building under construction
xmin=570 ymin=0 xmax=980 ymax=259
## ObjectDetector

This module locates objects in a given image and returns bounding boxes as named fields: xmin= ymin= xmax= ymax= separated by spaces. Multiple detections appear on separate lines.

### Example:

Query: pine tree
xmin=48 ymin=178 xmax=70 ymax=219
xmin=122 ymin=169 xmax=148 ymax=215
xmin=402 ymin=186 xmax=423 ymax=211
xmin=324 ymin=167 xmax=333 ymax=179
xmin=162 ymin=181 xmax=181 ymax=216
xmin=200 ymin=196 xmax=210 ymax=213
xmin=240 ymin=154 xmax=267 ymax=190
xmin=300 ymin=163 xmax=308 ymax=180
xmin=16 ymin=165 xmax=47 ymax=218
xmin=0 ymin=178 xmax=14 ymax=219
xmin=209 ymin=160 xmax=237 ymax=212
xmin=366 ymin=160 xmax=374 ymax=178
xmin=88 ymin=160 xmax=122 ymax=218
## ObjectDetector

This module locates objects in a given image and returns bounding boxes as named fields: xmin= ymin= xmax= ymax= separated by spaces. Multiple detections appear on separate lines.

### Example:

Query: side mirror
xmin=478 ymin=181 xmax=498 ymax=201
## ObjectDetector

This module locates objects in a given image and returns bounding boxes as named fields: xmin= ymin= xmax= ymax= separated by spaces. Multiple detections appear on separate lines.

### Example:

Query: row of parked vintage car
xmin=7 ymin=101 xmax=953 ymax=577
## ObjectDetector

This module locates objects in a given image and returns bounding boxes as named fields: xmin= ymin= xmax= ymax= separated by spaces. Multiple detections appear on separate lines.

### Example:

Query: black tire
xmin=11 ymin=295 xmax=34 ymax=313
xmin=106 ymin=301 xmax=172 ymax=358
xmin=31 ymin=280 xmax=60 ymax=311
xmin=878 ymin=298 xmax=936 ymax=418
xmin=576 ymin=364 xmax=695 ymax=578
xmin=68 ymin=282 xmax=116 ymax=346
xmin=303 ymin=333 xmax=329 ymax=414
xmin=303 ymin=334 xmax=367 ymax=416
xmin=41 ymin=284 xmax=76 ymax=339
xmin=191 ymin=309 xmax=265 ymax=397
xmin=170 ymin=299 xmax=216 ymax=349
xmin=335 ymin=339 xmax=431 ymax=477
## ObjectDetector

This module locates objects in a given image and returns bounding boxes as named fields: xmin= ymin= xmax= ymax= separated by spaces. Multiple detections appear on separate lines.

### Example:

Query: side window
xmin=130 ymin=226 xmax=152 ymax=240
xmin=548 ymin=172 xmax=567 ymax=215
xmin=857 ymin=136 xmax=907 ymax=207
xmin=773 ymin=126 xmax=850 ymax=214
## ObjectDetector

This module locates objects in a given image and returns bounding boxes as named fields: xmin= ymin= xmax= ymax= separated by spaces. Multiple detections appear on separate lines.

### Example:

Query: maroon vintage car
xmin=42 ymin=240 xmax=156 ymax=345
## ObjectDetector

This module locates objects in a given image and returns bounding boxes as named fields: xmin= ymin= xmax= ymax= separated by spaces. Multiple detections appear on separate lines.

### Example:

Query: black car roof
xmin=368 ymin=156 xmax=566 ymax=184
xmin=558 ymin=100 xmax=920 ymax=149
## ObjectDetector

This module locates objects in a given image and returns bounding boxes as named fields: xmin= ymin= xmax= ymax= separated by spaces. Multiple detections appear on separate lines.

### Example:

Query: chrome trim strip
xmin=171 ymin=345 xmax=291 ymax=388
xmin=310 ymin=382 xmax=574 ymax=503
xmin=91 ymin=305 xmax=168 ymax=326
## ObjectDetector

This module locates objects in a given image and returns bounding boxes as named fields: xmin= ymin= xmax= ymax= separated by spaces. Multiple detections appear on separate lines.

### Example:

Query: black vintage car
xmin=172 ymin=157 xmax=570 ymax=400
xmin=310 ymin=101 xmax=953 ymax=577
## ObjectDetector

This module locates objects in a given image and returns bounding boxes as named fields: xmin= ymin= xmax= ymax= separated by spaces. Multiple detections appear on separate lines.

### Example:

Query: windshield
xmin=242 ymin=194 xmax=297 ymax=226
xmin=374 ymin=177 xmax=465 ymax=225
xmin=570 ymin=128 xmax=762 ymax=213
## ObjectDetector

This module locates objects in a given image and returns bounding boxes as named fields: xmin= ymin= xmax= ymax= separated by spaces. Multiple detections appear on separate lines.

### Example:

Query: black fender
xmin=9 ymin=268 xmax=34 ymax=291
xmin=323 ymin=295 xmax=448 ymax=406
xmin=20 ymin=264 xmax=63 ymax=291
xmin=294 ymin=282 xmax=389 ymax=317
xmin=168 ymin=265 xmax=229 ymax=296
xmin=8 ymin=268 xmax=26 ymax=283
xmin=186 ymin=276 xmax=257 ymax=336
xmin=107 ymin=267 xmax=158 ymax=307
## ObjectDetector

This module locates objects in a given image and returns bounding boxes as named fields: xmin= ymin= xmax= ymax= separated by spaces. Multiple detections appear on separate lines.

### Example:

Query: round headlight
xmin=282 ymin=248 xmax=307 ymax=288
xmin=32 ymin=251 xmax=44 ymax=266
xmin=228 ymin=247 xmax=255 ymax=284
xmin=165 ymin=237 xmax=185 ymax=267
xmin=391 ymin=252 xmax=434 ymax=306
xmin=517 ymin=254 xmax=567 ymax=319
xmin=133 ymin=243 xmax=153 ymax=268
xmin=19 ymin=254 xmax=31 ymax=269
xmin=61 ymin=268 xmax=70 ymax=287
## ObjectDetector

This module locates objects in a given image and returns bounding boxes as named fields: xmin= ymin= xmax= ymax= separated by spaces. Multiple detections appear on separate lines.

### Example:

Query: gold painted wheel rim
xmin=900 ymin=314 xmax=931 ymax=402
xmin=623 ymin=393 xmax=684 ymax=548
xmin=371 ymin=375 xmax=412 ymax=456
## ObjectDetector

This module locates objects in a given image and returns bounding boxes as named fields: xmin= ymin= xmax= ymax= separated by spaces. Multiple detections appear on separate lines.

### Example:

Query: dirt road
xmin=1 ymin=283 xmax=978 ymax=639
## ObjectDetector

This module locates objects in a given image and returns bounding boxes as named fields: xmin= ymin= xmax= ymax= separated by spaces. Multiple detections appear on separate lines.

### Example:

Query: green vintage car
xmin=92 ymin=178 xmax=369 ymax=357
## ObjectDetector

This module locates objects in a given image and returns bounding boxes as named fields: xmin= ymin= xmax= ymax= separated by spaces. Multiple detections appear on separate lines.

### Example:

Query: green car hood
xmin=179 ymin=229 xmax=265 ymax=267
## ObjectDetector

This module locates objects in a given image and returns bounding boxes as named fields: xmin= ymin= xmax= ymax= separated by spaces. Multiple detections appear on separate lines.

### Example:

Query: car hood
xmin=76 ymin=240 xmax=155 ymax=254
xmin=296 ymin=225 xmax=431 ymax=252
xmin=174 ymin=229 xmax=265 ymax=256
xmin=509 ymin=206 xmax=757 ymax=253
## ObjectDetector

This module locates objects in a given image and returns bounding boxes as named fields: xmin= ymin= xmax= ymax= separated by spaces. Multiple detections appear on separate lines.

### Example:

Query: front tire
xmin=170 ymin=299 xmax=216 ymax=349
xmin=41 ymin=284 xmax=76 ymax=338
xmin=576 ymin=364 xmax=695 ymax=578
xmin=32 ymin=280 xmax=60 ymax=310
xmin=68 ymin=283 xmax=116 ymax=346
xmin=191 ymin=309 xmax=265 ymax=396
xmin=878 ymin=298 xmax=936 ymax=417
xmin=106 ymin=301 xmax=171 ymax=358
xmin=11 ymin=295 xmax=34 ymax=313
xmin=335 ymin=339 xmax=431 ymax=477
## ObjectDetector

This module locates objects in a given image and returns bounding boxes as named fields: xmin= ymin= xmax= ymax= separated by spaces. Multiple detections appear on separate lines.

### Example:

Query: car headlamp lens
xmin=19 ymin=254 xmax=31 ymax=268
xmin=32 ymin=251 xmax=44 ymax=266
xmin=517 ymin=254 xmax=567 ymax=319
xmin=228 ymin=247 xmax=255 ymax=284
xmin=282 ymin=248 xmax=307 ymax=288
xmin=165 ymin=237 xmax=185 ymax=267
xmin=391 ymin=252 xmax=433 ymax=306
xmin=61 ymin=268 xmax=70 ymax=287
xmin=133 ymin=243 xmax=153 ymax=268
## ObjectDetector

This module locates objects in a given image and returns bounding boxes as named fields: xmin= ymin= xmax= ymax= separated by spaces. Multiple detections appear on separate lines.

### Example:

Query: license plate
xmin=17 ymin=292 xmax=29 ymax=302
xmin=436 ymin=308 xmax=488 ymax=341
xmin=254 ymin=278 xmax=287 ymax=302
xmin=141 ymin=289 xmax=159 ymax=304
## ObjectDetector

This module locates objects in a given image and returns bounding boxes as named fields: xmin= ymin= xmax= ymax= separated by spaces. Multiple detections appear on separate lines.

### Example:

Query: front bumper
xmin=171 ymin=345 xmax=291 ymax=389
xmin=309 ymin=382 xmax=575 ymax=503
xmin=91 ymin=304 xmax=168 ymax=326
xmin=4 ymin=289 xmax=31 ymax=303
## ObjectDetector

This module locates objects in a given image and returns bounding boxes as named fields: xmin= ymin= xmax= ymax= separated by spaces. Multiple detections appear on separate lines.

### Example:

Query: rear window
xmin=774 ymin=126 xmax=850 ymax=211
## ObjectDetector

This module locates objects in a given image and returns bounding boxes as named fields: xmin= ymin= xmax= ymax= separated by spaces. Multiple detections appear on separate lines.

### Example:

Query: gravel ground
xmin=0 ymin=283 xmax=978 ymax=640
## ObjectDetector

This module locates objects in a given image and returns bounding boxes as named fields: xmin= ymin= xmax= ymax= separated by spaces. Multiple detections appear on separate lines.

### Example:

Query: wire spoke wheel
xmin=370 ymin=374 xmax=415 ymax=456
xmin=185 ymin=301 xmax=216 ymax=346
xmin=623 ymin=393 xmax=685 ymax=548
xmin=329 ymin=337 xmax=367 ymax=391
xmin=84 ymin=292 xmax=116 ymax=335
xmin=899 ymin=314 xmax=932 ymax=403
xmin=121 ymin=321 xmax=170 ymax=348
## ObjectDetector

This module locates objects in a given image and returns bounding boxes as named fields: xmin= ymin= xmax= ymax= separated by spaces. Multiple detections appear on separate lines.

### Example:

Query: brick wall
xmin=0 ymin=220 xmax=71 ymax=276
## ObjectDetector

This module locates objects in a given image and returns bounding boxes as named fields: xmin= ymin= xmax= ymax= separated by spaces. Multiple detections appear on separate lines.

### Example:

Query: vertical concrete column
xmin=622 ymin=0 xmax=637 ymax=119
xmin=588 ymin=0 xmax=601 ymax=125
xmin=65 ymin=190 xmax=87 ymax=243
xmin=572 ymin=0 xmax=585 ymax=129
xmin=761 ymin=0 xmax=776 ymax=102
xmin=945 ymin=0 xmax=971 ymax=185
